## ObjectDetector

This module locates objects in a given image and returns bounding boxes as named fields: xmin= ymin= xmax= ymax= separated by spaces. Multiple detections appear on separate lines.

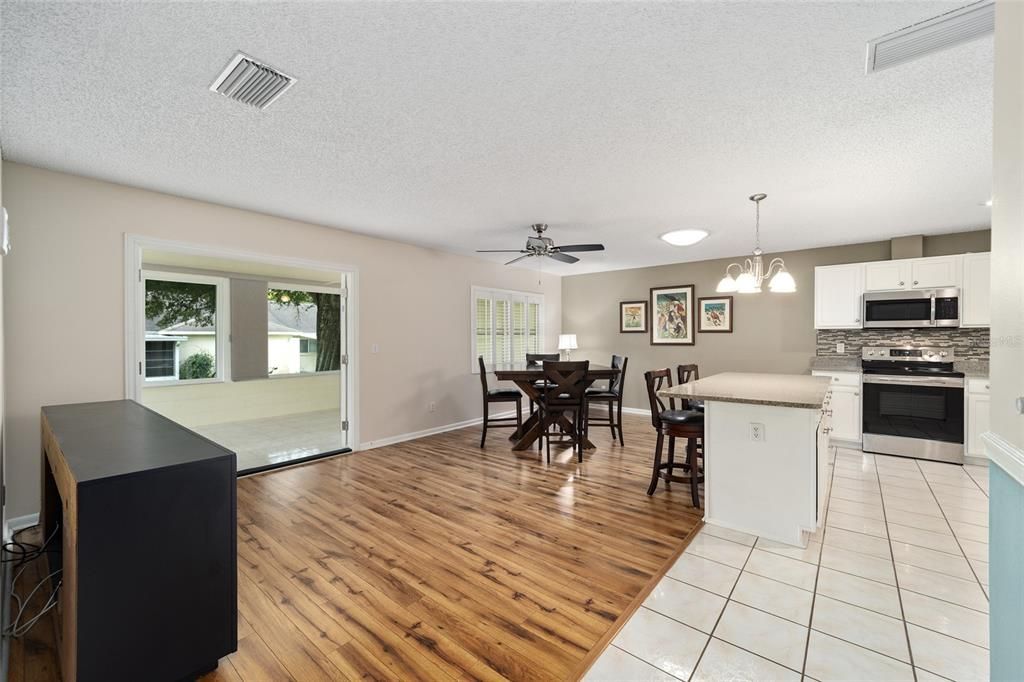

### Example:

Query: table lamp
xmin=558 ymin=334 xmax=578 ymax=360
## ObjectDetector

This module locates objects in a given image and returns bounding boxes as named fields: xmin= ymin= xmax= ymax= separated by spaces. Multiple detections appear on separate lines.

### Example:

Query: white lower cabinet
xmin=812 ymin=371 xmax=861 ymax=443
xmin=966 ymin=378 xmax=991 ymax=458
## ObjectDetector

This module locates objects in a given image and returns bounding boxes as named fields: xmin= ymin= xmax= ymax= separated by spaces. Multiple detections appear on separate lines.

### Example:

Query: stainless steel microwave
xmin=862 ymin=288 xmax=960 ymax=328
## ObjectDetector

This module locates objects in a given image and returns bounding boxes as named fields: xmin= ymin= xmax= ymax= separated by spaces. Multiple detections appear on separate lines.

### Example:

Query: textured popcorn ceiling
xmin=0 ymin=1 xmax=993 ymax=275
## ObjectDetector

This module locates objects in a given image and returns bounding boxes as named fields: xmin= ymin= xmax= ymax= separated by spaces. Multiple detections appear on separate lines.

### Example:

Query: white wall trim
xmin=4 ymin=512 xmax=40 ymax=541
xmin=983 ymin=430 xmax=1024 ymax=486
xmin=358 ymin=410 xmax=514 ymax=451
xmin=621 ymin=406 xmax=652 ymax=416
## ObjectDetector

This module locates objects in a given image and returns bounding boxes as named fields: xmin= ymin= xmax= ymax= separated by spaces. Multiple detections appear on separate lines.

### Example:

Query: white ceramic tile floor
xmin=193 ymin=409 xmax=347 ymax=471
xmin=585 ymin=447 xmax=990 ymax=682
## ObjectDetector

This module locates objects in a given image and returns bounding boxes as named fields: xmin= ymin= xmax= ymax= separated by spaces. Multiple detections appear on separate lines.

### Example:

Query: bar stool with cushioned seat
xmin=586 ymin=355 xmax=628 ymax=446
xmin=478 ymin=356 xmax=522 ymax=447
xmin=644 ymin=368 xmax=705 ymax=507
xmin=677 ymin=364 xmax=704 ymax=413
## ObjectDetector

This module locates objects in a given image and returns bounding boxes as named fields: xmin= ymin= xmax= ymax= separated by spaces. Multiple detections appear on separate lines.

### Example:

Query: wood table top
xmin=489 ymin=363 xmax=619 ymax=378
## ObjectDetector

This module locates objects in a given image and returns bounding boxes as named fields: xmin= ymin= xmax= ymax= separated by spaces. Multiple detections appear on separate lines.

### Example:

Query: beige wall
xmin=142 ymin=373 xmax=340 ymax=427
xmin=0 ymin=162 xmax=561 ymax=519
xmin=991 ymin=0 xmax=1024 ymax=452
xmin=562 ymin=231 xmax=991 ymax=412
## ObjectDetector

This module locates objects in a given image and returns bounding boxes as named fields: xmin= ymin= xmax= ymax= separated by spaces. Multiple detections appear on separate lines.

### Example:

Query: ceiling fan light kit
xmin=716 ymin=193 xmax=796 ymax=294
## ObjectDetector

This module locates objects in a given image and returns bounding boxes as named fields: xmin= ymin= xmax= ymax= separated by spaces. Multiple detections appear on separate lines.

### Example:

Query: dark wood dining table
xmin=489 ymin=362 xmax=621 ymax=451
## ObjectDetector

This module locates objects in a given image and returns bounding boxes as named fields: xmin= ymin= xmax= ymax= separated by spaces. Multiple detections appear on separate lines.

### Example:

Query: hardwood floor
xmin=7 ymin=413 xmax=702 ymax=681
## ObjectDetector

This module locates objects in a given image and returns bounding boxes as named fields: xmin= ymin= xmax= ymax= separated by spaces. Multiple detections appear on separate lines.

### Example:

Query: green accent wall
xmin=990 ymin=463 xmax=1024 ymax=681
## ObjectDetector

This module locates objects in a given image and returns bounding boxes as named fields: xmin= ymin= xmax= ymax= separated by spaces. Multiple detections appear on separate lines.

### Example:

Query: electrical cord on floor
xmin=4 ymin=568 xmax=62 ymax=638
xmin=2 ymin=524 xmax=62 ymax=639
xmin=2 ymin=524 xmax=60 ymax=564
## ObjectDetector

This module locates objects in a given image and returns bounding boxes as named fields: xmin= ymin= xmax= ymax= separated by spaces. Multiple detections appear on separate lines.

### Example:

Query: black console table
xmin=40 ymin=400 xmax=237 ymax=681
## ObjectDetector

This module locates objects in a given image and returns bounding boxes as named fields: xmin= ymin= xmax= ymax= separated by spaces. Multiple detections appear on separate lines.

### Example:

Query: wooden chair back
xmin=610 ymin=355 xmax=628 ymax=395
xmin=644 ymin=368 xmax=674 ymax=429
xmin=677 ymin=364 xmax=701 ymax=410
xmin=526 ymin=353 xmax=560 ymax=366
xmin=478 ymin=356 xmax=490 ymax=393
xmin=541 ymin=360 xmax=590 ymax=406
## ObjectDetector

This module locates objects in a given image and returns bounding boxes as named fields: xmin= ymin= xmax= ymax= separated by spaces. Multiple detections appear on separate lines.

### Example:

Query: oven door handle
xmin=863 ymin=375 xmax=964 ymax=388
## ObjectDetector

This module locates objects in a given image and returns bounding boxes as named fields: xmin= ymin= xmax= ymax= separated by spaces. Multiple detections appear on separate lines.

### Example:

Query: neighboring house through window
xmin=143 ymin=271 xmax=228 ymax=383
xmin=472 ymin=286 xmax=544 ymax=371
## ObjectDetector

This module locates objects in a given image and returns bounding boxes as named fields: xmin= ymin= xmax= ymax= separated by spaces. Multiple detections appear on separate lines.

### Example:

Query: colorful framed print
xmin=619 ymin=300 xmax=648 ymax=333
xmin=650 ymin=285 xmax=695 ymax=345
xmin=698 ymin=296 xmax=733 ymax=333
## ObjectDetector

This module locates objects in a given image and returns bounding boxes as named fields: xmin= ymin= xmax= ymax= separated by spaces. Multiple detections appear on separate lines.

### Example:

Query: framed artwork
xmin=698 ymin=296 xmax=734 ymax=333
xmin=650 ymin=285 xmax=695 ymax=345
xmin=619 ymin=300 xmax=648 ymax=333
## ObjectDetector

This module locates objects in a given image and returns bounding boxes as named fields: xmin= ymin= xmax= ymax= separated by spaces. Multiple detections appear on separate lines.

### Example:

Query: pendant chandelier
xmin=716 ymin=193 xmax=796 ymax=294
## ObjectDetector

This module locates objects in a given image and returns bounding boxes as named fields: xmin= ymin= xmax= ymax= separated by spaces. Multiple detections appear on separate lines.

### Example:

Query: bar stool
xmin=586 ymin=355 xmax=628 ymax=446
xmin=644 ymin=368 xmax=704 ymax=507
xmin=478 ymin=356 xmax=522 ymax=447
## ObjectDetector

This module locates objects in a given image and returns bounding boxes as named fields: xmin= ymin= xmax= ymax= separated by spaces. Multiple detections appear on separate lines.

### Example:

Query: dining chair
xmin=585 ymin=355 xmax=628 ymax=446
xmin=676 ymin=364 xmax=705 ymax=412
xmin=644 ymin=368 xmax=704 ymax=506
xmin=526 ymin=353 xmax=561 ymax=425
xmin=478 ymin=356 xmax=523 ymax=447
xmin=537 ymin=360 xmax=590 ymax=464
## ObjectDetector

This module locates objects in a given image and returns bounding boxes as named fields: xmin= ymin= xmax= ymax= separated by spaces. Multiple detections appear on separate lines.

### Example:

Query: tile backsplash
xmin=816 ymin=328 xmax=990 ymax=360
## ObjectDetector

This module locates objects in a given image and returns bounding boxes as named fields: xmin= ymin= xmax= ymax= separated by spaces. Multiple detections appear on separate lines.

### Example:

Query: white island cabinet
xmin=660 ymin=372 xmax=832 ymax=547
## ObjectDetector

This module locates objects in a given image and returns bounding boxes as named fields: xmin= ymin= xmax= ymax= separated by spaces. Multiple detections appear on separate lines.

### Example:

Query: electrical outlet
xmin=429 ymin=401 xmax=437 ymax=413
xmin=750 ymin=422 xmax=766 ymax=442
xmin=837 ymin=342 xmax=845 ymax=354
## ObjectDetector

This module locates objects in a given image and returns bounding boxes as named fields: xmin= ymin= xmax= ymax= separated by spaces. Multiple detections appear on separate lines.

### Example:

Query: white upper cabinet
xmin=864 ymin=261 xmax=910 ymax=291
xmin=814 ymin=253 xmax=988 ymax=329
xmin=910 ymin=256 xmax=960 ymax=289
xmin=863 ymin=256 xmax=961 ymax=291
xmin=961 ymin=253 xmax=991 ymax=327
xmin=814 ymin=264 xmax=864 ymax=329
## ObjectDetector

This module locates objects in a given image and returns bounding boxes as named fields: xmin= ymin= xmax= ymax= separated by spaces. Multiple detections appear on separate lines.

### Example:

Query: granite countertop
xmin=659 ymin=372 xmax=831 ymax=409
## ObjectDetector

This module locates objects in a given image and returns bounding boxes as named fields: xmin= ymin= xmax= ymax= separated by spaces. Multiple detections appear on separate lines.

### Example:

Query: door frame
xmin=124 ymin=234 xmax=359 ymax=449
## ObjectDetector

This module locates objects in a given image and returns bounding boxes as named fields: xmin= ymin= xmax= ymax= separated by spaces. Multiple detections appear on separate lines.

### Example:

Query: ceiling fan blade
xmin=477 ymin=249 xmax=528 ymax=253
xmin=504 ymin=254 xmax=534 ymax=266
xmin=547 ymin=252 xmax=580 ymax=264
xmin=556 ymin=244 xmax=605 ymax=253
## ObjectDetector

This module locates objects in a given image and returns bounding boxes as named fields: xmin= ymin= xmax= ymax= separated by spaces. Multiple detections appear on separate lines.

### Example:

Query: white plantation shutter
xmin=494 ymin=298 xmax=511 ymax=363
xmin=511 ymin=300 xmax=527 ymax=361
xmin=475 ymin=295 xmax=493 ymax=365
xmin=472 ymin=287 xmax=544 ymax=371
xmin=527 ymin=301 xmax=542 ymax=354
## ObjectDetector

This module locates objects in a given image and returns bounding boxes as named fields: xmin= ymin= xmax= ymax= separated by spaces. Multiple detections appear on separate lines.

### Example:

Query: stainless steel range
xmin=861 ymin=346 xmax=965 ymax=464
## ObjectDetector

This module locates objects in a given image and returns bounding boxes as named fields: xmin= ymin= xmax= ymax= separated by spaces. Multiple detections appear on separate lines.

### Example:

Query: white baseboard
xmin=358 ymin=411 xmax=515 ymax=451
xmin=620 ymin=406 xmax=652 ymax=416
xmin=983 ymin=430 xmax=1024 ymax=486
xmin=4 ymin=513 xmax=40 ymax=542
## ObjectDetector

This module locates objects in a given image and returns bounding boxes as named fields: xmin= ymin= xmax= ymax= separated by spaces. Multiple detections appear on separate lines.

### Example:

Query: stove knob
xmin=940 ymin=352 xmax=948 ymax=357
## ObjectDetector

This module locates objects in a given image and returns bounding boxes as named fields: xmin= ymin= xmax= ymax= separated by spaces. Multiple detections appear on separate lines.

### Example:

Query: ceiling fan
xmin=476 ymin=224 xmax=605 ymax=265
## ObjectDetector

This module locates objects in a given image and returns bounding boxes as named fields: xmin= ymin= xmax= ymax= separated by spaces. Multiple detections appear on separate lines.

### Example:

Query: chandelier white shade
xmin=716 ymin=194 xmax=796 ymax=294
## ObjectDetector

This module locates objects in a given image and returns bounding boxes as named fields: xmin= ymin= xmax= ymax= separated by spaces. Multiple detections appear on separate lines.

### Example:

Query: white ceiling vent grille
xmin=865 ymin=1 xmax=994 ymax=74
xmin=209 ymin=52 xmax=295 ymax=109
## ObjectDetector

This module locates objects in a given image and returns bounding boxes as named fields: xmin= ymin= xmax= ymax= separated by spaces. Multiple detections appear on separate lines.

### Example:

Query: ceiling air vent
xmin=865 ymin=0 xmax=994 ymax=74
xmin=209 ymin=52 xmax=295 ymax=109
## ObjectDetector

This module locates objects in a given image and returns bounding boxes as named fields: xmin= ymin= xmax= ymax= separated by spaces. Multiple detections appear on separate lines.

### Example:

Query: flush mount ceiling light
xmin=209 ymin=52 xmax=295 ymax=110
xmin=983 ymin=198 xmax=993 ymax=207
xmin=660 ymin=229 xmax=709 ymax=246
xmin=865 ymin=1 xmax=994 ymax=74
xmin=716 ymin=194 xmax=796 ymax=294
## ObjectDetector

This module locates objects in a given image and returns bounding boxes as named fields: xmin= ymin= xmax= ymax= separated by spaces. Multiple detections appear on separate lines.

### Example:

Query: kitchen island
xmin=659 ymin=372 xmax=833 ymax=547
